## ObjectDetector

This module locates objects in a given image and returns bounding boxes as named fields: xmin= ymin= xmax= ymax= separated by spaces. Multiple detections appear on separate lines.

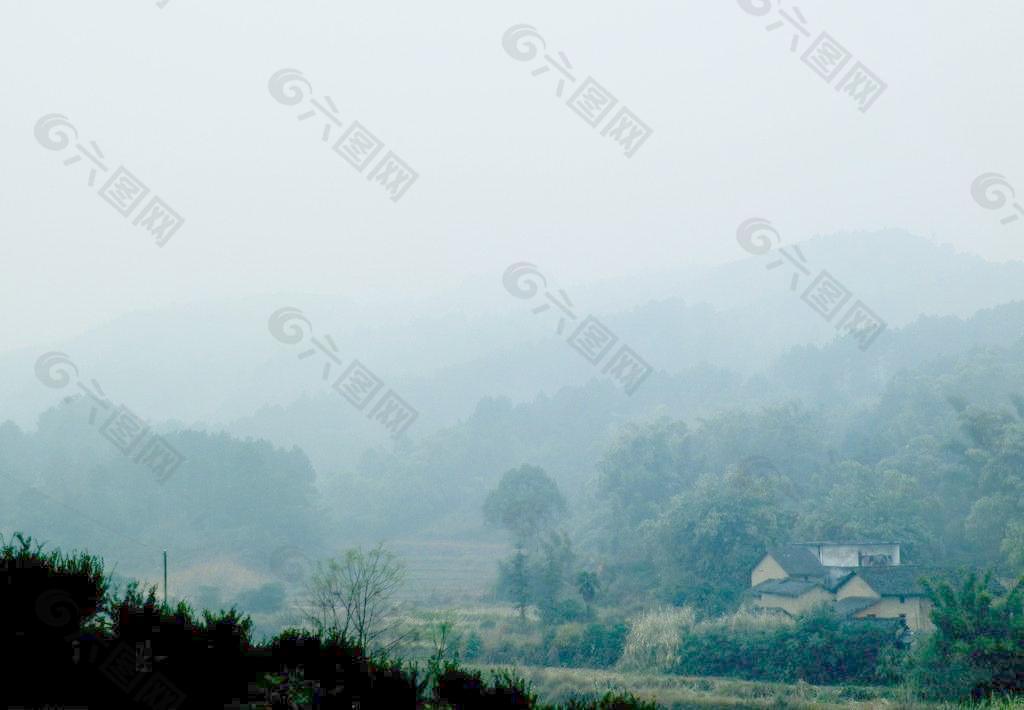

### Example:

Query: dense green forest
xmin=5 ymin=297 xmax=1024 ymax=706
xmin=6 ymin=302 xmax=1024 ymax=582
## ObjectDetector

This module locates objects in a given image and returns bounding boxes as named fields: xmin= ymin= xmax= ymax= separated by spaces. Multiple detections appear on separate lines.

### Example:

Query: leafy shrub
xmin=911 ymin=572 xmax=1024 ymax=701
xmin=545 ymin=621 xmax=630 ymax=668
xmin=672 ymin=604 xmax=905 ymax=685
xmin=540 ymin=597 xmax=590 ymax=624
xmin=548 ymin=623 xmax=586 ymax=666
xmin=582 ymin=622 xmax=629 ymax=668
xmin=463 ymin=630 xmax=484 ymax=660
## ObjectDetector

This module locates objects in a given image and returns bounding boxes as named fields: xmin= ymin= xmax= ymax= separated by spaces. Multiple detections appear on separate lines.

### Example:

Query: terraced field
xmin=388 ymin=537 xmax=510 ymax=604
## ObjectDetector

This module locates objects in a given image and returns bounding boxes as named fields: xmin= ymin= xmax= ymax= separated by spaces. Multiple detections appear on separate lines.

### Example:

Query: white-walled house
xmin=793 ymin=541 xmax=901 ymax=568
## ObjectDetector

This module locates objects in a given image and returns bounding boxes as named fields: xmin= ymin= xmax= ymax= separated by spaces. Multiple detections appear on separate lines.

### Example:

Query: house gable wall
xmin=755 ymin=586 xmax=834 ymax=616
xmin=836 ymin=575 xmax=880 ymax=600
xmin=751 ymin=554 xmax=789 ymax=587
xmin=854 ymin=596 xmax=933 ymax=631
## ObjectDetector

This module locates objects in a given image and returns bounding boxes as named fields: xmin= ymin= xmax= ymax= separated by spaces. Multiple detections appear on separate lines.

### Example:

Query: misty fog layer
xmin=3 ymin=2 xmax=1024 ymax=707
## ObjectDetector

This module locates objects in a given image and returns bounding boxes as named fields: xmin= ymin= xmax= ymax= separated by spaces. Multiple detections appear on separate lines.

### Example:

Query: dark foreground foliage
xmin=0 ymin=532 xmax=650 ymax=709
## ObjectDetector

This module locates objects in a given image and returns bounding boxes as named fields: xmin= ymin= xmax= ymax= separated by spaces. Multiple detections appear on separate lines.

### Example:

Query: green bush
xmin=540 ymin=597 xmax=591 ymax=625
xmin=911 ymin=572 xmax=1024 ymax=701
xmin=543 ymin=621 xmax=629 ymax=668
xmin=463 ymin=630 xmax=484 ymax=661
xmin=671 ymin=605 xmax=905 ymax=684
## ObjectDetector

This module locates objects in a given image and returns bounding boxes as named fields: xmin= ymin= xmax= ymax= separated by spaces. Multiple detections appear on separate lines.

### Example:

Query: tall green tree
xmin=796 ymin=461 xmax=935 ymax=559
xmin=483 ymin=464 xmax=566 ymax=548
xmin=596 ymin=419 xmax=695 ymax=535
xmin=913 ymin=572 xmax=1024 ymax=700
xmin=532 ymin=530 xmax=575 ymax=622
xmin=955 ymin=407 xmax=1024 ymax=568
xmin=508 ymin=548 xmax=530 ymax=621
xmin=649 ymin=468 xmax=794 ymax=614
xmin=576 ymin=571 xmax=599 ymax=615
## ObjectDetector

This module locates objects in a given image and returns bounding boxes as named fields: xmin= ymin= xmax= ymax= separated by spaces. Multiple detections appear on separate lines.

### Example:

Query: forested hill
xmin=0 ymin=411 xmax=326 ymax=579
xmin=325 ymin=299 xmax=1024 ymax=540
xmin=5 ymin=295 xmax=1024 ymax=581
xmin=3 ymin=231 xmax=1023 ymax=438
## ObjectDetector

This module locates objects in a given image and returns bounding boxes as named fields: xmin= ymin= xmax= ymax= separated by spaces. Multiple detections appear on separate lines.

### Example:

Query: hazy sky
xmin=2 ymin=1 xmax=1022 ymax=353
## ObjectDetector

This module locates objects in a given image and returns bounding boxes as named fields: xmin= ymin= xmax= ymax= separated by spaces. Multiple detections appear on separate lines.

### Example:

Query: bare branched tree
xmin=301 ymin=543 xmax=407 ymax=653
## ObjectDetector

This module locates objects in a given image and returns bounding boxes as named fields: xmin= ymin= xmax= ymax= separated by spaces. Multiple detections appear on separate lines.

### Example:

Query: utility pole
xmin=163 ymin=550 xmax=168 ymax=608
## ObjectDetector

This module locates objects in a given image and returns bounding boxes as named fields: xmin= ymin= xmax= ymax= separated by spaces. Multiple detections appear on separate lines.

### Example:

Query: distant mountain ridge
xmin=3 ymin=229 xmax=1024 ymax=454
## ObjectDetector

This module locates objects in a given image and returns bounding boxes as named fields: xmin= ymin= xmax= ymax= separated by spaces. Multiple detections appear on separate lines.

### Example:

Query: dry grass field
xmin=471 ymin=666 xmax=1024 ymax=709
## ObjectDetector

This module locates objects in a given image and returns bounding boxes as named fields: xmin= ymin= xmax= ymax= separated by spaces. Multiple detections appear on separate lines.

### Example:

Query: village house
xmin=832 ymin=566 xmax=946 ymax=631
xmin=748 ymin=541 xmax=960 ymax=632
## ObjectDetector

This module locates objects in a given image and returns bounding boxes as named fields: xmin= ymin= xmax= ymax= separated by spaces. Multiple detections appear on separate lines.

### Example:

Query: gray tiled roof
xmin=848 ymin=566 xmax=1005 ymax=597
xmin=833 ymin=596 xmax=880 ymax=617
xmin=825 ymin=569 xmax=856 ymax=592
xmin=751 ymin=577 xmax=823 ymax=598
xmin=794 ymin=540 xmax=900 ymax=546
xmin=764 ymin=545 xmax=826 ymax=578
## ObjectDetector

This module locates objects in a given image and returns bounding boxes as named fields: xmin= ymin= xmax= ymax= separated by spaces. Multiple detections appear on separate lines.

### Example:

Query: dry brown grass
xmin=618 ymin=606 xmax=697 ymax=673
xmin=472 ymin=665 xmax=1008 ymax=709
